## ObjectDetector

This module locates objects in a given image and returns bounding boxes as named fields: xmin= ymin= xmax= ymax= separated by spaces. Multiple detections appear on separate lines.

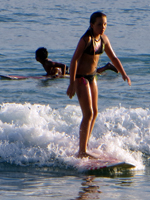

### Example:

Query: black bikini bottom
xmin=76 ymin=73 xmax=95 ymax=84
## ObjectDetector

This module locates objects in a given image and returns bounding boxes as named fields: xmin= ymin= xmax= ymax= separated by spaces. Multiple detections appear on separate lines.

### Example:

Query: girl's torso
xmin=76 ymin=29 xmax=105 ymax=75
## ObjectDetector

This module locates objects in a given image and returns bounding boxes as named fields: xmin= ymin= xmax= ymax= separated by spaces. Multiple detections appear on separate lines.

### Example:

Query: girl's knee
xmin=84 ymin=109 xmax=93 ymax=121
xmin=83 ymin=107 xmax=98 ymax=121
xmin=93 ymin=108 xmax=98 ymax=119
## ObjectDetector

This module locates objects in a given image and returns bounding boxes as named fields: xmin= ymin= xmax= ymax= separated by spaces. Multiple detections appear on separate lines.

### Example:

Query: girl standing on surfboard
xmin=67 ymin=11 xmax=131 ymax=158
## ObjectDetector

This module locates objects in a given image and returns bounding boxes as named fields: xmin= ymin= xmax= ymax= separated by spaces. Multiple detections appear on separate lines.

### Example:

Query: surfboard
xmin=0 ymin=74 xmax=70 ymax=80
xmin=0 ymin=62 xmax=118 ymax=80
xmin=75 ymin=158 xmax=135 ymax=174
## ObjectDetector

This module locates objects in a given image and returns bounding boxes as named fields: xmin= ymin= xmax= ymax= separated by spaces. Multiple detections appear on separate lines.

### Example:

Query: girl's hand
xmin=67 ymin=83 xmax=76 ymax=99
xmin=122 ymin=74 xmax=131 ymax=86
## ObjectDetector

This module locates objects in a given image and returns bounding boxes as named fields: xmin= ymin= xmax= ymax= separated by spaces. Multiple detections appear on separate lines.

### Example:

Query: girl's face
xmin=91 ymin=16 xmax=107 ymax=36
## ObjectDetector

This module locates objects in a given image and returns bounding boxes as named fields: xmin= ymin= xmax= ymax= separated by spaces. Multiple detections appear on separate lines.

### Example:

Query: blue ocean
xmin=0 ymin=0 xmax=150 ymax=199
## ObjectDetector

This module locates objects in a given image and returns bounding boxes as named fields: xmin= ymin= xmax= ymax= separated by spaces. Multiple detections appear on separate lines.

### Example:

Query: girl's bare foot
xmin=77 ymin=152 xmax=97 ymax=159
xmin=97 ymin=62 xmax=118 ymax=74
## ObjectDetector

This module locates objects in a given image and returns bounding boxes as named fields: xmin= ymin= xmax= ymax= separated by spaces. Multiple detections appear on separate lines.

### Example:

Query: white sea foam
xmin=0 ymin=103 xmax=148 ymax=170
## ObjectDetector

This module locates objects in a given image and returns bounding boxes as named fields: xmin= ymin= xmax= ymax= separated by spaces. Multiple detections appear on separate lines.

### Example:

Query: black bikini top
xmin=82 ymin=29 xmax=105 ymax=55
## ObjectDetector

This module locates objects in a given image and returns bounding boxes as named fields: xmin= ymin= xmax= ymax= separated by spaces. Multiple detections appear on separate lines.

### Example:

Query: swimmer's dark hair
xmin=35 ymin=47 xmax=48 ymax=60
xmin=90 ymin=11 xmax=106 ymax=24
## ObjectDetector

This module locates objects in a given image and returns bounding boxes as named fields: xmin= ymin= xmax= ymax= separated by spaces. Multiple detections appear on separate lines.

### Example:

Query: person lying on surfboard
xmin=67 ymin=11 xmax=131 ymax=159
xmin=35 ymin=47 xmax=67 ymax=77
xmin=35 ymin=47 xmax=118 ymax=77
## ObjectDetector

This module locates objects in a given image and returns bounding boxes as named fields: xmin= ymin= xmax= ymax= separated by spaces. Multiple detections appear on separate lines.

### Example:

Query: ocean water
xmin=0 ymin=0 xmax=150 ymax=199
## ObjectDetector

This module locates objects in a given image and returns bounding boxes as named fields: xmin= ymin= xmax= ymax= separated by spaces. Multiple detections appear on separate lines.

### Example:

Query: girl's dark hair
xmin=35 ymin=47 xmax=48 ymax=60
xmin=90 ymin=11 xmax=106 ymax=24
xmin=82 ymin=11 xmax=106 ymax=55
xmin=83 ymin=11 xmax=106 ymax=37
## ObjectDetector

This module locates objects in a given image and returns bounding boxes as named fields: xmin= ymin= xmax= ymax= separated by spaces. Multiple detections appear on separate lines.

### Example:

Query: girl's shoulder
xmin=81 ymin=29 xmax=92 ymax=44
xmin=101 ymin=34 xmax=109 ymax=44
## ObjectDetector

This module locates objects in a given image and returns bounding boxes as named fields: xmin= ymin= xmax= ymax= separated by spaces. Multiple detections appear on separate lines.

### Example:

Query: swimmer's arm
xmin=49 ymin=61 xmax=66 ymax=75
xmin=56 ymin=63 xmax=66 ymax=75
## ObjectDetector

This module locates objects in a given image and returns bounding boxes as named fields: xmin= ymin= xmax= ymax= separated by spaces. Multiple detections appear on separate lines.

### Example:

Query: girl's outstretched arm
xmin=103 ymin=34 xmax=131 ymax=86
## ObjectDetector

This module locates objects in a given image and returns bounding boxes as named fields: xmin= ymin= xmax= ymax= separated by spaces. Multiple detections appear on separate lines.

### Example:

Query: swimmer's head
xmin=35 ymin=47 xmax=48 ymax=61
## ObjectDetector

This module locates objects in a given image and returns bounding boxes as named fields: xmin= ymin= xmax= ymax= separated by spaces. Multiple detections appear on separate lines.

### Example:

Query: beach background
xmin=0 ymin=0 xmax=150 ymax=199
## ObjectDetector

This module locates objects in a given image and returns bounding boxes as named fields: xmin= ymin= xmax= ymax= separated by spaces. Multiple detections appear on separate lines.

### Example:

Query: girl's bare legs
xmin=75 ymin=77 xmax=98 ymax=158
xmin=88 ymin=78 xmax=98 ymax=142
